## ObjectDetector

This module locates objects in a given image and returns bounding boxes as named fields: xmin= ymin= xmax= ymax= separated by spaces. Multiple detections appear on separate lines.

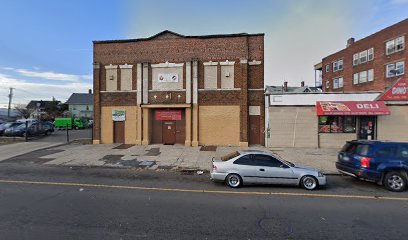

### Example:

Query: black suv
xmin=336 ymin=140 xmax=408 ymax=192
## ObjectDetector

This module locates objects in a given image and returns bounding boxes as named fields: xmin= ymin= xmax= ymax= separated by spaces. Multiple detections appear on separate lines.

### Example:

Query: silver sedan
xmin=211 ymin=150 xmax=326 ymax=190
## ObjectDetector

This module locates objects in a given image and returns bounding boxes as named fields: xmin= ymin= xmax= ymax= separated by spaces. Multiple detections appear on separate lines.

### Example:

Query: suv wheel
xmin=383 ymin=171 xmax=407 ymax=192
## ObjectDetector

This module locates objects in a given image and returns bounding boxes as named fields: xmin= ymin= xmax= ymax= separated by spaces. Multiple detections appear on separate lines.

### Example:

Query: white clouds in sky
xmin=0 ymin=69 xmax=92 ymax=106
xmin=3 ymin=67 xmax=91 ymax=82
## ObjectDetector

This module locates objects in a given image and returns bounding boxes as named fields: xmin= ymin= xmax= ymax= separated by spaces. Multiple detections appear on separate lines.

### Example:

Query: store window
xmin=319 ymin=116 xmax=356 ymax=133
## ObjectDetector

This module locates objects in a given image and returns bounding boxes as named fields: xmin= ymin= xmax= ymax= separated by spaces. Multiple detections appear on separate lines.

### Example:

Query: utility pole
xmin=7 ymin=88 xmax=14 ymax=121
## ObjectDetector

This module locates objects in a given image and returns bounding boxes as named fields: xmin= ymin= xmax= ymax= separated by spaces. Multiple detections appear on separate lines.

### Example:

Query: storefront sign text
xmin=156 ymin=110 xmax=182 ymax=121
xmin=377 ymin=78 xmax=408 ymax=101
xmin=112 ymin=110 xmax=126 ymax=121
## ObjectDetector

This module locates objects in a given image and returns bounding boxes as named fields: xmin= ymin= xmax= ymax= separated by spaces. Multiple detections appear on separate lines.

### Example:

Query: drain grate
xmin=200 ymin=146 xmax=217 ymax=151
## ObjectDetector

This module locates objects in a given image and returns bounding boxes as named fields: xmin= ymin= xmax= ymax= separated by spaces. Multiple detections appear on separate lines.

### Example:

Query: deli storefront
xmin=266 ymin=79 xmax=408 ymax=148
xmin=316 ymin=101 xmax=390 ymax=141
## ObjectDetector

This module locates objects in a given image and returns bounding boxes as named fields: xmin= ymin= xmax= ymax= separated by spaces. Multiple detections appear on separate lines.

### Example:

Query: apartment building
xmin=320 ymin=18 xmax=407 ymax=92
xmin=92 ymin=30 xmax=264 ymax=147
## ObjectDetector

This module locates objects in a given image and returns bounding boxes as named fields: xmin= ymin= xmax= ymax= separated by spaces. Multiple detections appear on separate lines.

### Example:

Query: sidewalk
xmin=34 ymin=144 xmax=340 ymax=174
xmin=0 ymin=142 xmax=63 ymax=162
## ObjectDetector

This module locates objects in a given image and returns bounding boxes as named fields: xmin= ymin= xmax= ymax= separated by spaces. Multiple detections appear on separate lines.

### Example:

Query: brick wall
xmin=322 ymin=19 xmax=407 ymax=92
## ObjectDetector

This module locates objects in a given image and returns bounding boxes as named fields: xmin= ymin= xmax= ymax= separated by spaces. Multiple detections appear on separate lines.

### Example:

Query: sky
xmin=0 ymin=0 xmax=407 ymax=108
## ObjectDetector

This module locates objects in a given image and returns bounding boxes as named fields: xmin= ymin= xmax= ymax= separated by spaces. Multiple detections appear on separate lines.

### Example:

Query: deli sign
xmin=156 ymin=110 xmax=182 ymax=121
xmin=316 ymin=101 xmax=390 ymax=116
xmin=377 ymin=78 xmax=408 ymax=101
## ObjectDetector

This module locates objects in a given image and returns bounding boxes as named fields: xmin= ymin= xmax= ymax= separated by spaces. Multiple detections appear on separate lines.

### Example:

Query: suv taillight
xmin=360 ymin=157 xmax=372 ymax=168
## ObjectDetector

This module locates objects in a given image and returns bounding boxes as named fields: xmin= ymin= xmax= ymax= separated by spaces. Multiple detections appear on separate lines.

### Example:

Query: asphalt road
xmin=0 ymin=161 xmax=408 ymax=239
xmin=34 ymin=128 xmax=92 ymax=142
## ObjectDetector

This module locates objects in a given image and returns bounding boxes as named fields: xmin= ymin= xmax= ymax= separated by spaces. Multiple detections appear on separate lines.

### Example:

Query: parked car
xmin=3 ymin=121 xmax=51 ymax=137
xmin=336 ymin=140 xmax=408 ymax=192
xmin=43 ymin=121 xmax=55 ymax=133
xmin=0 ymin=122 xmax=22 ymax=136
xmin=211 ymin=150 xmax=326 ymax=190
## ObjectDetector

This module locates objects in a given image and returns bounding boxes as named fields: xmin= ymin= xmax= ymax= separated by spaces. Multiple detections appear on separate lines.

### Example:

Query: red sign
xmin=376 ymin=78 xmax=408 ymax=101
xmin=156 ymin=110 xmax=182 ymax=121
xmin=316 ymin=101 xmax=390 ymax=116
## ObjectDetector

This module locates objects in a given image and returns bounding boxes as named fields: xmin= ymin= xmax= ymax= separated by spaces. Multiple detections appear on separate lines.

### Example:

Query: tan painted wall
xmin=221 ymin=65 xmax=234 ymax=89
xmin=268 ymin=107 xmax=318 ymax=148
xmin=204 ymin=65 xmax=217 ymax=89
xmin=120 ymin=68 xmax=132 ymax=91
xmin=319 ymin=133 xmax=356 ymax=149
xmin=101 ymin=106 xmax=138 ymax=144
xmin=199 ymin=106 xmax=240 ymax=146
xmin=377 ymin=105 xmax=408 ymax=142
xmin=152 ymin=67 xmax=183 ymax=90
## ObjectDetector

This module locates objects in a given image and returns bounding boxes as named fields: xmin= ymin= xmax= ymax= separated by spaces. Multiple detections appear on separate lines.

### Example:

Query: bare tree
xmin=14 ymin=104 xmax=35 ymax=119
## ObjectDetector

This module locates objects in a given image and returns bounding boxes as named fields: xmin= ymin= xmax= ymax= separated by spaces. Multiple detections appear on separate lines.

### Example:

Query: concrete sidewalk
xmin=0 ymin=142 xmax=63 ymax=162
xmin=32 ymin=144 xmax=340 ymax=174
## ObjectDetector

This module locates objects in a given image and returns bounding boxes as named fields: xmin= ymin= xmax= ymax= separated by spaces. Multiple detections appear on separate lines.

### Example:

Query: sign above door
xmin=156 ymin=110 xmax=182 ymax=121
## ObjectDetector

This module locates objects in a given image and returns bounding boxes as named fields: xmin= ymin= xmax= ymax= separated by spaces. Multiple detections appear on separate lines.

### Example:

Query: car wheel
xmin=226 ymin=173 xmax=242 ymax=188
xmin=301 ymin=175 xmax=318 ymax=190
xmin=383 ymin=171 xmax=407 ymax=192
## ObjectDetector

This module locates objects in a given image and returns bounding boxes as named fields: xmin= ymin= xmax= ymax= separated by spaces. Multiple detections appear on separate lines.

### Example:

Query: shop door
xmin=113 ymin=121 xmax=125 ymax=143
xmin=249 ymin=115 xmax=261 ymax=145
xmin=162 ymin=121 xmax=176 ymax=145
xmin=358 ymin=116 xmax=376 ymax=140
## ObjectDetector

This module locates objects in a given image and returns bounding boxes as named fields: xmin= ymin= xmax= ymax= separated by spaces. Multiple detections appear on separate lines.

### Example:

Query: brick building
xmin=319 ymin=18 xmax=407 ymax=92
xmin=92 ymin=30 xmax=264 ymax=147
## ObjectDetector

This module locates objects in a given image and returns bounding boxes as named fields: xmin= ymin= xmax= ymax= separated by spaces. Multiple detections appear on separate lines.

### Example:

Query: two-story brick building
xmin=320 ymin=18 xmax=407 ymax=92
xmin=92 ymin=30 xmax=264 ymax=147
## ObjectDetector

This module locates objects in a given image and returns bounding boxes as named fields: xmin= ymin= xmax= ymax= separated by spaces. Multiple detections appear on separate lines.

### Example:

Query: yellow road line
xmin=0 ymin=179 xmax=407 ymax=201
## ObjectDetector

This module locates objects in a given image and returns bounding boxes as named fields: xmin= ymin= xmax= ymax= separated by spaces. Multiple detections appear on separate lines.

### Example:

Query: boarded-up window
xmin=105 ymin=65 xmax=118 ymax=91
xmin=221 ymin=65 xmax=234 ymax=89
xmin=120 ymin=65 xmax=133 ymax=91
xmin=204 ymin=65 xmax=217 ymax=89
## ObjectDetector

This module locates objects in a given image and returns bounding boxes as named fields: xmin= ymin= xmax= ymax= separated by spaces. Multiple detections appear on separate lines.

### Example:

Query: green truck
xmin=54 ymin=118 xmax=89 ymax=130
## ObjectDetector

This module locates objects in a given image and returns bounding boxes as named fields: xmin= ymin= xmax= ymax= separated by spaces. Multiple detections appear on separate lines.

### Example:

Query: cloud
xmin=3 ymin=67 xmax=91 ymax=82
xmin=0 ymin=73 xmax=92 ymax=106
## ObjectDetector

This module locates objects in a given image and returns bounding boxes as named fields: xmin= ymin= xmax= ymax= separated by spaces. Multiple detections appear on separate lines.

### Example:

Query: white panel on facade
xmin=204 ymin=65 xmax=217 ymax=89
xmin=221 ymin=65 xmax=234 ymax=89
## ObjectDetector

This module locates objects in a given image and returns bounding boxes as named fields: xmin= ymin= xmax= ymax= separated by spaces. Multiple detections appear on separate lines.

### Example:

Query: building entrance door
xmin=162 ymin=121 xmax=176 ymax=145
xmin=249 ymin=115 xmax=261 ymax=145
xmin=358 ymin=116 xmax=376 ymax=140
xmin=113 ymin=121 xmax=125 ymax=143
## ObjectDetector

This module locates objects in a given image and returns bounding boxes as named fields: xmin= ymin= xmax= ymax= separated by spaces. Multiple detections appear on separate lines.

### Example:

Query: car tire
xmin=226 ymin=173 xmax=242 ymax=188
xmin=383 ymin=171 xmax=407 ymax=192
xmin=300 ymin=175 xmax=318 ymax=190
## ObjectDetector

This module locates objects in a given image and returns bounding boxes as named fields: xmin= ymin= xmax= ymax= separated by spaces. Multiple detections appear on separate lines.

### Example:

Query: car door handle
xmin=259 ymin=168 xmax=265 ymax=171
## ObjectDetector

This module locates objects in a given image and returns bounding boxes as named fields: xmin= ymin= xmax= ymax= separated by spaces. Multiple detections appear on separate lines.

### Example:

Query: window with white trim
xmin=339 ymin=77 xmax=343 ymax=88
xmin=368 ymin=48 xmax=374 ymax=61
xmin=359 ymin=50 xmax=368 ymax=63
xmin=353 ymin=54 xmax=359 ymax=66
xmin=353 ymin=73 xmax=359 ymax=85
xmin=326 ymin=80 xmax=330 ymax=89
xmin=359 ymin=71 xmax=367 ymax=83
xmin=325 ymin=64 xmax=330 ymax=72
xmin=367 ymin=69 xmax=374 ymax=82
xmin=353 ymin=48 xmax=374 ymax=66
xmin=386 ymin=61 xmax=405 ymax=78
xmin=386 ymin=36 xmax=405 ymax=55
xmin=333 ymin=79 xmax=339 ymax=89
xmin=332 ymin=59 xmax=343 ymax=72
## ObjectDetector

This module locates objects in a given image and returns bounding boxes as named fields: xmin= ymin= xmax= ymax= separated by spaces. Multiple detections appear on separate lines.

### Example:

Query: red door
xmin=162 ymin=121 xmax=176 ymax=145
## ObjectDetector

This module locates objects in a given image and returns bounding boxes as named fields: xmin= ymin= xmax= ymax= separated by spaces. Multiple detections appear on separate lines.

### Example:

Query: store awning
xmin=316 ymin=101 xmax=390 ymax=116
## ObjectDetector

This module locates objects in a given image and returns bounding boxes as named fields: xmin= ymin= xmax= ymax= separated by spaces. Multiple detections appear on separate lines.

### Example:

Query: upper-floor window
xmin=325 ymin=64 xmax=330 ymax=72
xmin=353 ymin=48 xmax=374 ymax=66
xmin=325 ymin=80 xmax=330 ymax=89
xmin=386 ymin=36 xmax=405 ymax=55
xmin=333 ymin=59 xmax=343 ymax=72
xmin=386 ymin=61 xmax=405 ymax=78
xmin=333 ymin=77 xmax=343 ymax=89
xmin=353 ymin=69 xmax=374 ymax=84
